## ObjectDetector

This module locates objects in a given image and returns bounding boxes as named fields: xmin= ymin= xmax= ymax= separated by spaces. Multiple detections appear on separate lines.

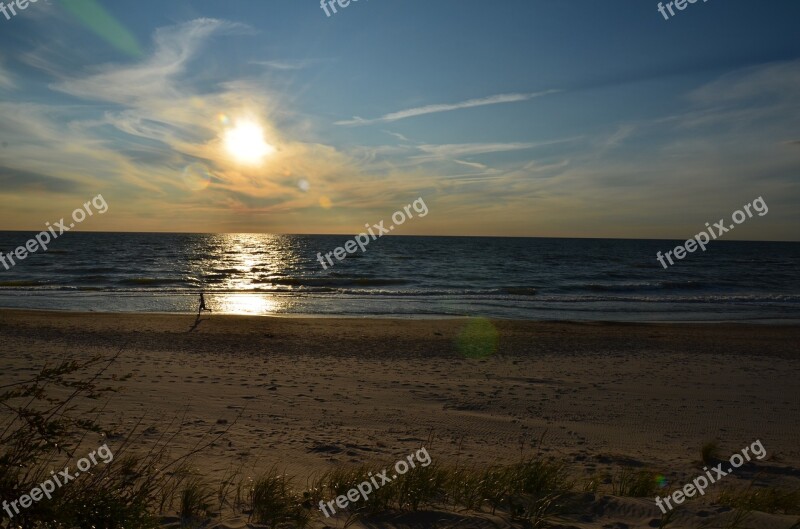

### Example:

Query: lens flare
xmin=456 ymin=317 xmax=499 ymax=359
xmin=60 ymin=0 xmax=143 ymax=57
xmin=319 ymin=196 xmax=332 ymax=209
xmin=182 ymin=163 xmax=212 ymax=191
xmin=298 ymin=179 xmax=310 ymax=192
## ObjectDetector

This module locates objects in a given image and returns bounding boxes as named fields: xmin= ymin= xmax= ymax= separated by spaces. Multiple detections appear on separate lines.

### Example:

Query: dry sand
xmin=1 ymin=309 xmax=798 ymax=528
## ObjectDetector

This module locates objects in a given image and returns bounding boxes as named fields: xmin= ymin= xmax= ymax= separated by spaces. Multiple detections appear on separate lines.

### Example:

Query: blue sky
xmin=0 ymin=0 xmax=798 ymax=238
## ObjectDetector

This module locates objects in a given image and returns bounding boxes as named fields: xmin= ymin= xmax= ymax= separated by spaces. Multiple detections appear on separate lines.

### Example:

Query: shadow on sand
xmin=188 ymin=313 xmax=207 ymax=332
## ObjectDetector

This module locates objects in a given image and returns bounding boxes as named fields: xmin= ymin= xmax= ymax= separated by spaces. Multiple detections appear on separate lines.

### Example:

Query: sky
xmin=0 ymin=0 xmax=798 ymax=239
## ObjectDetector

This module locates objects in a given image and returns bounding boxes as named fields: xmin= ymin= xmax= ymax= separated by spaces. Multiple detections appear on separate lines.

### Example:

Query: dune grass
xmin=0 ymin=347 xmax=163 ymax=529
xmin=248 ymin=470 xmax=312 ymax=529
xmin=610 ymin=468 xmax=660 ymax=497
xmin=246 ymin=457 xmax=575 ymax=528
xmin=0 ymin=347 xmax=233 ymax=529
xmin=179 ymin=478 xmax=215 ymax=522
xmin=701 ymin=440 xmax=722 ymax=465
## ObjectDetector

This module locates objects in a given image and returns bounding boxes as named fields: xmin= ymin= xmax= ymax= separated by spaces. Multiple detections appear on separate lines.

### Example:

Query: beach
xmin=2 ymin=309 xmax=798 ymax=528
xmin=3 ymin=1 xmax=800 ymax=527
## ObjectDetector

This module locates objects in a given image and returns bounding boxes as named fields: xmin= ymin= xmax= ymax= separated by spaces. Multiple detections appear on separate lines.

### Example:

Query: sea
xmin=0 ymin=232 xmax=798 ymax=322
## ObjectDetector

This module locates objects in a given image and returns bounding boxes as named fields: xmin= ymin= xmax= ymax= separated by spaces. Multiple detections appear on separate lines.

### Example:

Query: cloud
xmin=0 ymin=62 xmax=14 ymax=90
xmin=335 ymin=90 xmax=560 ymax=126
xmin=598 ymin=124 xmax=636 ymax=152
xmin=383 ymin=130 xmax=413 ymax=142
xmin=520 ymin=159 xmax=570 ymax=174
xmin=252 ymin=59 xmax=311 ymax=70
xmin=689 ymin=59 xmax=800 ymax=105
xmin=412 ymin=138 xmax=579 ymax=161
xmin=54 ymin=18 xmax=248 ymax=105
xmin=453 ymin=159 xmax=492 ymax=171
xmin=0 ymin=166 xmax=81 ymax=193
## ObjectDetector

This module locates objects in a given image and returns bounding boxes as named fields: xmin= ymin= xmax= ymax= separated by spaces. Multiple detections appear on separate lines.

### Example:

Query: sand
xmin=1 ymin=309 xmax=798 ymax=528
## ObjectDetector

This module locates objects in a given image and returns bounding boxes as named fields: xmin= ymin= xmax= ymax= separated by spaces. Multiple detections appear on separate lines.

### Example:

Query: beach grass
xmin=701 ymin=440 xmax=722 ymax=465
xmin=610 ymin=468 xmax=660 ymax=497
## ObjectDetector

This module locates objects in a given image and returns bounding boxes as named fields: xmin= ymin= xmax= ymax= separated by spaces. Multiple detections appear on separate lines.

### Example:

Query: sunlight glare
xmin=213 ymin=293 xmax=282 ymax=315
xmin=223 ymin=120 xmax=275 ymax=165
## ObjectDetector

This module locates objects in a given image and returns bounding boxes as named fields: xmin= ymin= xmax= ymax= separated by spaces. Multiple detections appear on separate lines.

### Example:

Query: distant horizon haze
xmin=0 ymin=230 xmax=798 ymax=243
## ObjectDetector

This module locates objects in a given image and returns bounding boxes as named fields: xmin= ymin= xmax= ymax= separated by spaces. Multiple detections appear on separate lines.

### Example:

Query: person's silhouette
xmin=198 ymin=292 xmax=212 ymax=315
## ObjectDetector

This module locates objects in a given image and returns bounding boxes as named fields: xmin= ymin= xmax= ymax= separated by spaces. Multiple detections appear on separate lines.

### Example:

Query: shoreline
xmin=2 ymin=305 xmax=800 ymax=324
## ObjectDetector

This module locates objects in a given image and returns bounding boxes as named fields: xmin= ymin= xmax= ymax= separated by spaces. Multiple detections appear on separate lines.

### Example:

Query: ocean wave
xmin=272 ymin=277 xmax=411 ymax=287
xmin=560 ymin=281 xmax=707 ymax=293
xmin=536 ymin=294 xmax=800 ymax=304
xmin=659 ymin=280 xmax=706 ymax=290
xmin=117 ymin=278 xmax=183 ymax=286
xmin=501 ymin=287 xmax=538 ymax=296
xmin=564 ymin=282 xmax=659 ymax=292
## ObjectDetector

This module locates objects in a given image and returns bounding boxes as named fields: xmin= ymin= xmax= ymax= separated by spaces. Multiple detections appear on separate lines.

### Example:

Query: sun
xmin=223 ymin=120 xmax=275 ymax=164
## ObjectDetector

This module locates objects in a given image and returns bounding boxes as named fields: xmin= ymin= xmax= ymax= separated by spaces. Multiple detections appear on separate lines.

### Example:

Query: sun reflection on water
xmin=188 ymin=234 xmax=305 ymax=315
xmin=211 ymin=293 xmax=284 ymax=315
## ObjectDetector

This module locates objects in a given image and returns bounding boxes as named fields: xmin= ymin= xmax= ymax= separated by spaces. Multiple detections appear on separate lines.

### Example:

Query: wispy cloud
xmin=689 ymin=59 xmax=800 ymax=105
xmin=252 ymin=59 xmax=311 ymax=70
xmin=382 ymin=130 xmax=413 ymax=142
xmin=412 ymin=137 xmax=579 ymax=161
xmin=453 ymin=159 xmax=492 ymax=170
xmin=598 ymin=124 xmax=636 ymax=151
xmin=335 ymin=90 xmax=560 ymax=126
xmin=0 ymin=166 xmax=82 ymax=193
xmin=0 ymin=61 xmax=14 ymax=90
xmin=54 ymin=18 xmax=248 ymax=104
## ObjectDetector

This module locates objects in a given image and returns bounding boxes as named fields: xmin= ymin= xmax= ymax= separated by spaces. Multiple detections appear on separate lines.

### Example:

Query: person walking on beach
xmin=198 ymin=292 xmax=212 ymax=315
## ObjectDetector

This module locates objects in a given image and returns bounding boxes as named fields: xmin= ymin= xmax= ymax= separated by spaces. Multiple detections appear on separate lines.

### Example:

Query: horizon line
xmin=0 ymin=230 xmax=797 ymax=243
